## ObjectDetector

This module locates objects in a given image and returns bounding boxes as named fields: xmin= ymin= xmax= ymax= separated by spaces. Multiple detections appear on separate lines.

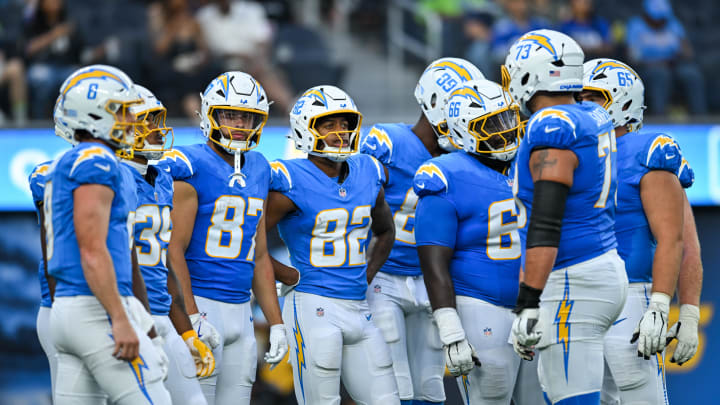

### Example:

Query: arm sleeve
xmin=68 ymin=153 xmax=119 ymax=188
xmin=413 ymin=162 xmax=450 ymax=197
xmin=156 ymin=148 xmax=194 ymax=180
xmin=269 ymin=160 xmax=292 ymax=193
xmin=415 ymin=194 xmax=458 ymax=249
xmin=360 ymin=125 xmax=394 ymax=164
xmin=525 ymin=109 xmax=578 ymax=150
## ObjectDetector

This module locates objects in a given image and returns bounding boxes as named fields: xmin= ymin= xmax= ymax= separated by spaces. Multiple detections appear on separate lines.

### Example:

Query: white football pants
xmin=37 ymin=306 xmax=58 ymax=403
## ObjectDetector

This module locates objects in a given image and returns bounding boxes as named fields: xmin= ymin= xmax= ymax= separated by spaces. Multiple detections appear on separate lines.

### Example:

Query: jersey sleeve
xmin=525 ymin=108 xmax=578 ymax=150
xmin=677 ymin=158 xmax=695 ymax=188
xmin=269 ymin=160 xmax=293 ymax=193
xmin=68 ymin=147 xmax=120 ymax=188
xmin=639 ymin=134 xmax=684 ymax=174
xmin=413 ymin=162 xmax=449 ymax=197
xmin=28 ymin=161 xmax=52 ymax=204
xmin=367 ymin=155 xmax=386 ymax=185
xmin=415 ymin=194 xmax=458 ymax=248
xmin=360 ymin=125 xmax=394 ymax=164
xmin=157 ymin=148 xmax=194 ymax=180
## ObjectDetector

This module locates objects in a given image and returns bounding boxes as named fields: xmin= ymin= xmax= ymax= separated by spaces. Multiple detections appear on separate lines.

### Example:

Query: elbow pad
xmin=526 ymin=180 xmax=569 ymax=248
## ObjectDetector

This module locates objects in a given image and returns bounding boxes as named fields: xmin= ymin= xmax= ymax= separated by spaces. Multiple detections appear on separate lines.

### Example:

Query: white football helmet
xmin=52 ymin=95 xmax=76 ymax=145
xmin=130 ymin=85 xmax=174 ymax=160
xmin=200 ymin=71 xmax=269 ymax=153
xmin=56 ymin=64 xmax=141 ymax=157
xmin=502 ymin=29 xmax=584 ymax=116
xmin=582 ymin=58 xmax=646 ymax=132
xmin=415 ymin=57 xmax=485 ymax=151
xmin=288 ymin=85 xmax=362 ymax=162
xmin=446 ymin=80 xmax=522 ymax=161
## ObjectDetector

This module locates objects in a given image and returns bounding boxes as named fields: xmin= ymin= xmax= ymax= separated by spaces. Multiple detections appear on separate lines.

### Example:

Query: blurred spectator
xmin=626 ymin=0 xmax=707 ymax=115
xmin=559 ymin=0 xmax=613 ymax=60
xmin=463 ymin=9 xmax=497 ymax=77
xmin=147 ymin=0 xmax=217 ymax=119
xmin=22 ymin=0 xmax=81 ymax=120
xmin=196 ymin=0 xmax=293 ymax=115
xmin=490 ymin=0 xmax=549 ymax=80
xmin=0 ymin=41 xmax=28 ymax=126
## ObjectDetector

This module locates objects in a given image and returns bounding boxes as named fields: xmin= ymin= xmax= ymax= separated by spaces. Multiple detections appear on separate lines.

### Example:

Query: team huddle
xmin=30 ymin=28 xmax=702 ymax=405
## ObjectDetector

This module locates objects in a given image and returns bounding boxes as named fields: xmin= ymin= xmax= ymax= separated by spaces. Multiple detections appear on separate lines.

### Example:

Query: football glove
xmin=433 ymin=307 xmax=480 ymax=376
xmin=263 ymin=324 xmax=289 ymax=370
xmin=151 ymin=335 xmax=169 ymax=381
xmin=511 ymin=309 xmax=542 ymax=361
xmin=189 ymin=312 xmax=221 ymax=349
xmin=666 ymin=304 xmax=700 ymax=365
xmin=631 ymin=292 xmax=670 ymax=359
xmin=182 ymin=329 xmax=216 ymax=377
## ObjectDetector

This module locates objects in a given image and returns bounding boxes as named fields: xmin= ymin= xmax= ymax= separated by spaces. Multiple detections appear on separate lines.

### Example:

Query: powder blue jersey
xmin=360 ymin=123 xmax=432 ymax=276
xmin=47 ymin=143 xmax=136 ymax=297
xmin=126 ymin=163 xmax=174 ymax=315
xmin=270 ymin=154 xmax=385 ymax=300
xmin=413 ymin=152 xmax=521 ymax=308
xmin=615 ymin=132 xmax=694 ymax=283
xmin=514 ymin=102 xmax=617 ymax=270
xmin=157 ymin=144 xmax=270 ymax=304
xmin=29 ymin=160 xmax=53 ymax=308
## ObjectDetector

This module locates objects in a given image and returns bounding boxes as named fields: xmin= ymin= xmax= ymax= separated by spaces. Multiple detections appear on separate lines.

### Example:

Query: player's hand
xmin=151 ymin=335 xmax=169 ymax=380
xmin=432 ymin=307 xmax=479 ymax=377
xmin=631 ymin=292 xmax=670 ymax=359
xmin=189 ymin=312 xmax=221 ymax=349
xmin=264 ymin=324 xmax=289 ymax=370
xmin=182 ymin=330 xmax=216 ymax=377
xmin=112 ymin=316 xmax=139 ymax=361
xmin=511 ymin=308 xmax=542 ymax=361
xmin=666 ymin=304 xmax=700 ymax=365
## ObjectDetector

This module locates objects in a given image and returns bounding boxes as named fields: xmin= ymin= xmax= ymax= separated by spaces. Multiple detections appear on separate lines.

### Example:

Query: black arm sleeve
xmin=526 ymin=180 xmax=570 ymax=248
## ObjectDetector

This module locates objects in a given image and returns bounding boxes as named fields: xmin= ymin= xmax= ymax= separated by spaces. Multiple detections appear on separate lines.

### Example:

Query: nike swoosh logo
xmin=544 ymin=127 xmax=560 ymax=133
xmin=365 ymin=143 xmax=377 ymax=150
xmin=38 ymin=184 xmax=45 ymax=188
xmin=416 ymin=182 xmax=425 ymax=189
xmin=366 ymin=314 xmax=372 ymax=321
xmin=666 ymin=154 xmax=676 ymax=160
xmin=94 ymin=163 xmax=111 ymax=172
xmin=163 ymin=166 xmax=171 ymax=172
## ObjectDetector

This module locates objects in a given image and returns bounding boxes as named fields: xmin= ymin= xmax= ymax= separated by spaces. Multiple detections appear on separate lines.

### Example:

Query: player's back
xmin=360 ymin=123 xmax=431 ymax=275
xmin=47 ymin=143 xmax=135 ymax=297
xmin=515 ymin=101 xmax=617 ymax=269
xmin=29 ymin=161 xmax=54 ymax=308
xmin=126 ymin=163 xmax=174 ymax=315
xmin=615 ymin=131 xmax=693 ymax=283
xmin=157 ymin=144 xmax=270 ymax=304
xmin=270 ymin=154 xmax=385 ymax=300
xmin=414 ymin=152 xmax=521 ymax=307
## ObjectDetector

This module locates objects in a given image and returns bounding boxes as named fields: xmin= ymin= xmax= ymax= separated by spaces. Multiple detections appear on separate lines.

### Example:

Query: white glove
xmin=127 ymin=296 xmax=155 ymax=335
xmin=631 ymin=292 xmax=670 ymax=359
xmin=666 ymin=304 xmax=700 ymax=365
xmin=433 ymin=307 xmax=480 ymax=377
xmin=182 ymin=329 xmax=216 ymax=377
xmin=264 ymin=324 xmax=289 ymax=370
xmin=276 ymin=270 xmax=301 ymax=297
xmin=189 ymin=312 xmax=221 ymax=349
xmin=151 ymin=335 xmax=169 ymax=381
xmin=511 ymin=308 xmax=542 ymax=361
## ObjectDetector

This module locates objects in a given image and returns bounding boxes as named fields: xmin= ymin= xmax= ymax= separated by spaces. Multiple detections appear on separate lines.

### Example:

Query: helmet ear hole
xmin=521 ymin=73 xmax=530 ymax=86
xmin=622 ymin=99 xmax=632 ymax=112
xmin=294 ymin=129 xmax=303 ymax=139
xmin=430 ymin=93 xmax=437 ymax=108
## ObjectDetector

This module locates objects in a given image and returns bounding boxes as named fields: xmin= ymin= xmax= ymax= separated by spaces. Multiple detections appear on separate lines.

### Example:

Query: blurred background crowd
xmin=0 ymin=0 xmax=717 ymax=128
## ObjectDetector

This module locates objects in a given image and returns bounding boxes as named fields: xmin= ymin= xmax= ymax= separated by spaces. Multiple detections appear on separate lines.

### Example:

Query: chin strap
xmin=228 ymin=151 xmax=247 ymax=187
xmin=122 ymin=159 xmax=148 ymax=175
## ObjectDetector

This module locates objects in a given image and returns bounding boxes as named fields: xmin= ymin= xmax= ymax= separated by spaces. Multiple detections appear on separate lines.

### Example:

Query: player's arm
xmin=74 ymin=184 xmax=138 ymax=361
xmin=131 ymin=246 xmax=157 ymax=338
xmin=640 ymin=170 xmax=684 ymax=297
xmin=252 ymin=200 xmax=283 ymax=325
xmin=168 ymin=181 xmax=200 ymax=314
xmin=522 ymin=148 xmax=577 ymax=290
xmin=366 ymin=187 xmax=395 ymax=283
xmin=265 ymin=191 xmax=300 ymax=285
xmin=36 ymin=203 xmax=56 ymax=301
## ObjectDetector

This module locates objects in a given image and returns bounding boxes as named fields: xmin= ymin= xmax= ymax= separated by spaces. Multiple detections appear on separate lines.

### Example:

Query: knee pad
xmin=478 ymin=361 xmax=512 ymax=400
xmin=365 ymin=332 xmax=394 ymax=373
xmin=604 ymin=342 xmax=652 ymax=391
xmin=373 ymin=309 xmax=402 ymax=344
xmin=309 ymin=328 xmax=342 ymax=377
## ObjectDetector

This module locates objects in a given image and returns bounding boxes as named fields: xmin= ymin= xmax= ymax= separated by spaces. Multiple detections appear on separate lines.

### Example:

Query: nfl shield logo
xmin=506 ymin=178 xmax=514 ymax=187
xmin=483 ymin=327 xmax=492 ymax=336
xmin=374 ymin=285 xmax=382 ymax=293
xmin=339 ymin=187 xmax=347 ymax=198
xmin=316 ymin=307 xmax=324 ymax=317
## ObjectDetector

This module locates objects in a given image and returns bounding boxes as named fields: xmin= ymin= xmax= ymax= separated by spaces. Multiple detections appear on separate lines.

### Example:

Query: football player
xmin=159 ymin=71 xmax=287 ymax=405
xmin=414 ymin=79 xmax=543 ymax=404
xmin=267 ymin=85 xmax=400 ymax=404
xmin=47 ymin=65 xmax=171 ymax=404
xmin=578 ymin=58 xmax=702 ymax=403
xmin=125 ymin=84 xmax=215 ymax=404
xmin=28 ymin=99 xmax=76 ymax=403
xmin=359 ymin=57 xmax=484 ymax=405
xmin=504 ymin=30 xmax=629 ymax=404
